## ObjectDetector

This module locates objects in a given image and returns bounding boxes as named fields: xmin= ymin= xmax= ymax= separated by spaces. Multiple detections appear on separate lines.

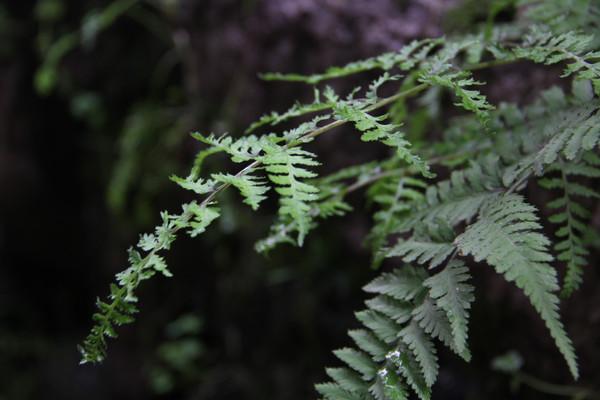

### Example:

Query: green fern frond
xmin=254 ymin=222 xmax=298 ymax=254
xmin=539 ymin=153 xmax=600 ymax=297
xmin=334 ymin=347 xmax=378 ymax=380
xmin=412 ymin=295 xmax=470 ymax=360
xmin=364 ymin=296 xmax=413 ymax=325
xmin=424 ymin=260 xmax=474 ymax=355
xmin=179 ymin=202 xmax=220 ymax=238
xmin=315 ymin=381 xmax=364 ymax=400
xmin=363 ymin=267 xmax=427 ymax=302
xmin=399 ymin=321 xmax=439 ymax=388
xmin=333 ymin=102 xmax=432 ymax=177
xmin=262 ymin=145 xmax=320 ymax=245
xmin=192 ymin=132 xmax=274 ymax=163
xmin=367 ymin=176 xmax=427 ymax=266
xmin=399 ymin=156 xmax=505 ymax=232
xmin=387 ymin=240 xmax=454 ymax=269
xmin=320 ymin=264 xmax=467 ymax=400
xmin=419 ymin=70 xmax=495 ymax=124
xmin=79 ymin=196 xmax=224 ymax=363
xmin=170 ymin=175 xmax=216 ymax=194
xmin=501 ymin=99 xmax=600 ymax=187
xmin=455 ymin=194 xmax=578 ymax=379
xmin=348 ymin=329 xmax=388 ymax=362
xmin=325 ymin=367 xmax=369 ymax=393
xmin=386 ymin=220 xmax=455 ymax=269
xmin=212 ymin=173 xmax=269 ymax=210
xmin=78 ymin=284 xmax=137 ymax=364
xmin=261 ymin=38 xmax=441 ymax=84
xmin=520 ymin=0 xmax=600 ymax=38
xmin=515 ymin=28 xmax=600 ymax=93
xmin=246 ymin=88 xmax=332 ymax=133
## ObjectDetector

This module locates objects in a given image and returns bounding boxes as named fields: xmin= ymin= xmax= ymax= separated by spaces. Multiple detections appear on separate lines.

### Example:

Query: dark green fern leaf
xmin=539 ymin=153 xmax=600 ymax=297
xmin=455 ymin=194 xmax=578 ymax=379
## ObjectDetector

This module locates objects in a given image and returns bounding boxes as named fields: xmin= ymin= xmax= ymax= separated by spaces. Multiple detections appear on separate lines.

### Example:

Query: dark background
xmin=1 ymin=0 xmax=599 ymax=399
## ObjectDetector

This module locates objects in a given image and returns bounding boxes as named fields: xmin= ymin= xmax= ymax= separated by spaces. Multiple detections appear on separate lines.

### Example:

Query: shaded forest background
xmin=0 ymin=0 xmax=599 ymax=399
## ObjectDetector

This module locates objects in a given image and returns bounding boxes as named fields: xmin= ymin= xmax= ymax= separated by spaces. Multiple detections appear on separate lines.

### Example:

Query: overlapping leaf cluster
xmin=80 ymin=3 xmax=600 ymax=399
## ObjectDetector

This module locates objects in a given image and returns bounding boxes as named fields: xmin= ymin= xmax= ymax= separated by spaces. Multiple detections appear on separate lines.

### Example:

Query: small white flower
xmin=378 ymin=368 xmax=388 ymax=378
xmin=385 ymin=350 xmax=401 ymax=360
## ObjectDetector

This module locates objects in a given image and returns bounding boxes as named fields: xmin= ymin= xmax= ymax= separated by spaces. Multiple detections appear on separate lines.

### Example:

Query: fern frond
xmin=367 ymin=176 xmax=427 ymax=265
xmin=520 ymin=0 xmax=600 ymax=38
xmin=333 ymin=102 xmax=432 ymax=177
xmin=388 ymin=347 xmax=432 ymax=400
xmin=501 ymin=98 xmax=600 ymax=187
xmin=212 ymin=173 xmax=269 ymax=210
xmin=315 ymin=382 xmax=364 ymax=400
xmin=412 ymin=295 xmax=469 ymax=360
xmin=399 ymin=155 xmax=505 ymax=232
xmin=423 ymin=260 xmax=474 ymax=355
xmin=399 ymin=321 xmax=439 ymax=388
xmin=192 ymin=132 xmax=274 ymax=163
xmin=348 ymin=329 xmax=388 ymax=362
xmin=320 ymin=264 xmax=466 ymax=400
xmin=334 ymin=348 xmax=378 ymax=380
xmin=419 ymin=70 xmax=495 ymax=125
xmin=254 ymin=222 xmax=298 ymax=254
xmin=78 ymin=283 xmax=137 ymax=364
xmin=179 ymin=202 xmax=220 ymax=237
xmin=386 ymin=220 xmax=455 ymax=269
xmin=364 ymin=296 xmax=413 ymax=325
xmin=455 ymin=194 xmax=578 ymax=379
xmin=262 ymin=145 xmax=320 ymax=245
xmin=363 ymin=267 xmax=427 ymax=302
xmin=515 ymin=28 xmax=600 ymax=93
xmin=170 ymin=175 xmax=216 ymax=194
xmin=539 ymin=152 xmax=600 ymax=297
xmin=80 ymin=200 xmax=220 ymax=363
xmin=246 ymin=88 xmax=332 ymax=133
xmin=325 ymin=367 xmax=369 ymax=393
xmin=387 ymin=240 xmax=454 ymax=269
xmin=261 ymin=38 xmax=441 ymax=84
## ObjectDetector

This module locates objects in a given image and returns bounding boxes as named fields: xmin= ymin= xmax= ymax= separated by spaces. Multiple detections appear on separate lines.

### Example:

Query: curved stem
xmin=514 ymin=371 xmax=598 ymax=399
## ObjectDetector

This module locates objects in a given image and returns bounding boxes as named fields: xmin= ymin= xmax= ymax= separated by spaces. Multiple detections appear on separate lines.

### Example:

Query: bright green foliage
xmin=181 ymin=202 xmax=220 ymax=238
xmin=212 ymin=173 xmax=269 ymax=210
xmin=419 ymin=38 xmax=495 ymax=124
xmin=262 ymin=145 xmax=320 ymax=245
xmin=539 ymin=153 xmax=600 ymax=297
xmin=192 ymin=133 xmax=272 ymax=163
xmin=333 ymin=101 xmax=433 ymax=178
xmin=419 ymin=70 xmax=494 ymax=125
xmin=79 ymin=201 xmax=220 ymax=363
xmin=246 ymin=88 xmax=332 ymax=133
xmin=515 ymin=28 xmax=600 ymax=94
xmin=455 ymin=195 xmax=578 ymax=379
xmin=261 ymin=38 xmax=441 ymax=84
xmin=170 ymin=175 xmax=215 ymax=194
xmin=78 ymin=4 xmax=600 ymax=398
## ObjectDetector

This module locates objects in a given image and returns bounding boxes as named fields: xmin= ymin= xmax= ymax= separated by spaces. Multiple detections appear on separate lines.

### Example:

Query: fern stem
xmin=512 ymin=371 xmax=598 ymax=399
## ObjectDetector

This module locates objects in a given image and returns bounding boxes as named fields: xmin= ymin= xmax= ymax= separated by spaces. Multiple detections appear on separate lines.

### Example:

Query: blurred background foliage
xmin=1 ymin=0 xmax=599 ymax=399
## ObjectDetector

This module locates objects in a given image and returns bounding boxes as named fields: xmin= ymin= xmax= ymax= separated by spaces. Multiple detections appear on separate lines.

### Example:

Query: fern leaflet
xmin=539 ymin=153 xmax=600 ymax=297
xmin=455 ymin=194 xmax=578 ymax=379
